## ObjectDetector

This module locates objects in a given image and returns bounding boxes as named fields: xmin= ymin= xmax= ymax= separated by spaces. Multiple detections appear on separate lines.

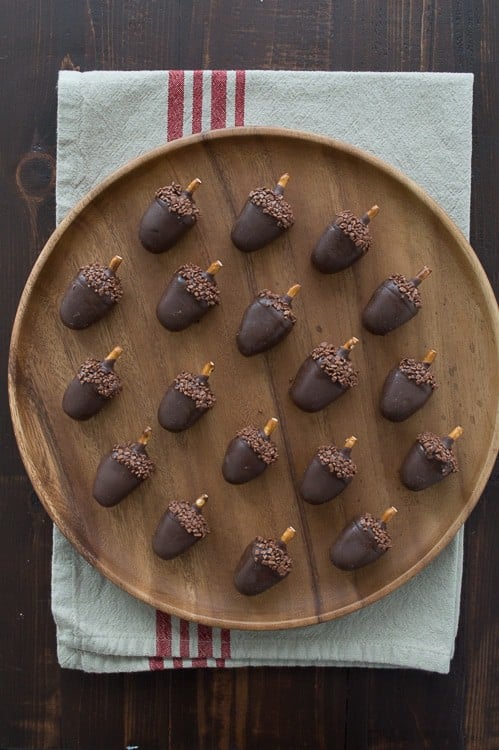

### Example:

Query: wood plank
xmin=0 ymin=0 xmax=497 ymax=748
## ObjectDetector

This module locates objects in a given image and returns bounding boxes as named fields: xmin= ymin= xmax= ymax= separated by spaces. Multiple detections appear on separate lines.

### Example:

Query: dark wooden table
xmin=1 ymin=2 xmax=497 ymax=748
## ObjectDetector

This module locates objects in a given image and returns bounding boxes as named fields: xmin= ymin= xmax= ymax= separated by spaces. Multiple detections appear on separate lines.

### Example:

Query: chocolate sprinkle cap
xmin=317 ymin=445 xmax=357 ymax=479
xmin=112 ymin=442 xmax=155 ymax=479
xmin=77 ymin=358 xmax=122 ymax=399
xmin=249 ymin=187 xmax=294 ymax=228
xmin=176 ymin=263 xmax=220 ymax=306
xmin=390 ymin=274 xmax=422 ymax=308
xmin=174 ymin=372 xmax=216 ymax=409
xmin=335 ymin=211 xmax=371 ymax=253
xmin=416 ymin=431 xmax=459 ymax=475
xmin=359 ymin=513 xmax=392 ymax=551
xmin=253 ymin=536 xmax=293 ymax=576
xmin=81 ymin=263 xmax=123 ymax=302
xmin=238 ymin=426 xmax=278 ymax=465
xmin=311 ymin=343 xmax=359 ymax=388
xmin=155 ymin=183 xmax=200 ymax=217
xmin=257 ymin=290 xmax=297 ymax=322
xmin=169 ymin=500 xmax=210 ymax=538
xmin=399 ymin=358 xmax=438 ymax=389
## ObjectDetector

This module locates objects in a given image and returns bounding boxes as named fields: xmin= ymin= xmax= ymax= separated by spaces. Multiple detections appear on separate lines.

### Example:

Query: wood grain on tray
xmin=8 ymin=128 xmax=499 ymax=629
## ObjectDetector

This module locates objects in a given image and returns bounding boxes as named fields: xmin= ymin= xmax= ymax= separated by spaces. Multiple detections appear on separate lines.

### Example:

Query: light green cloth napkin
xmin=53 ymin=70 xmax=473 ymax=673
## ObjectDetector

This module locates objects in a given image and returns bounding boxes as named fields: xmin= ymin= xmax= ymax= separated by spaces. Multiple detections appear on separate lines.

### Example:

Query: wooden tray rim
xmin=8 ymin=126 xmax=499 ymax=630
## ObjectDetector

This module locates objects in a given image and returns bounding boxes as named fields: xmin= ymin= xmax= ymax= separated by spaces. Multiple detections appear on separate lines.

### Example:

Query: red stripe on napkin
xmin=192 ymin=70 xmax=203 ymax=133
xmin=180 ymin=618 xmax=190 ymax=658
xmin=198 ymin=623 xmax=214 ymax=660
xmin=221 ymin=628 xmax=231 ymax=659
xmin=191 ymin=658 xmax=209 ymax=667
xmin=157 ymin=611 xmax=172 ymax=655
xmin=149 ymin=610 xmax=172 ymax=670
xmin=151 ymin=71 xmax=242 ymax=669
xmin=167 ymin=70 xmax=185 ymax=141
xmin=211 ymin=70 xmax=227 ymax=129
xmin=149 ymin=657 xmax=164 ymax=671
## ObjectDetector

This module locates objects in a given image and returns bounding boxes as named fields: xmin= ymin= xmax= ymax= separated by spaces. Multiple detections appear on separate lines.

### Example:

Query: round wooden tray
xmin=9 ymin=128 xmax=499 ymax=630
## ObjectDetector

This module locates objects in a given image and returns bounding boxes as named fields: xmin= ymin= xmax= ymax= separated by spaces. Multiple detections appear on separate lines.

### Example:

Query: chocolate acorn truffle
xmin=400 ymin=426 xmax=463 ymax=491
xmin=234 ymin=527 xmax=295 ymax=596
xmin=62 ymin=346 xmax=123 ymax=420
xmin=289 ymin=337 xmax=359 ymax=412
xmin=231 ymin=173 xmax=294 ymax=252
xmin=236 ymin=284 xmax=301 ymax=356
xmin=153 ymin=494 xmax=210 ymax=560
xmin=330 ymin=507 xmax=397 ymax=571
xmin=156 ymin=260 xmax=222 ymax=331
xmin=93 ymin=427 xmax=155 ymax=507
xmin=380 ymin=349 xmax=438 ymax=422
xmin=362 ymin=266 xmax=432 ymax=335
xmin=300 ymin=436 xmax=358 ymax=505
xmin=312 ymin=205 xmax=379 ymax=273
xmin=222 ymin=418 xmax=279 ymax=485
xmin=158 ymin=361 xmax=216 ymax=433
xmin=139 ymin=178 xmax=201 ymax=253
xmin=59 ymin=255 xmax=123 ymax=329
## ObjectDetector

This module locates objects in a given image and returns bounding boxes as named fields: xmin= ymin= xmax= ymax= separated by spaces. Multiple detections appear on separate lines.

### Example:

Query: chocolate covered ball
xmin=62 ymin=346 xmax=123 ymax=421
xmin=139 ymin=179 xmax=201 ymax=253
xmin=93 ymin=428 xmax=155 ymax=507
xmin=330 ymin=508 xmax=397 ymax=571
xmin=300 ymin=437 xmax=358 ymax=505
xmin=222 ymin=418 xmax=279 ymax=485
xmin=380 ymin=350 xmax=438 ymax=422
xmin=231 ymin=174 xmax=294 ymax=252
xmin=236 ymin=284 xmax=300 ymax=356
xmin=362 ymin=266 xmax=432 ymax=336
xmin=59 ymin=256 xmax=123 ymax=330
xmin=158 ymin=363 xmax=216 ymax=433
xmin=156 ymin=261 xmax=222 ymax=332
xmin=153 ymin=495 xmax=210 ymax=560
xmin=400 ymin=427 xmax=462 ymax=491
xmin=289 ymin=338 xmax=359 ymax=412
xmin=234 ymin=527 xmax=295 ymax=596
xmin=311 ymin=206 xmax=379 ymax=274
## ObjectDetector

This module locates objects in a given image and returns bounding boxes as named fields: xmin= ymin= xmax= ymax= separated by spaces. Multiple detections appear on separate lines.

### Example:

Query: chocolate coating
xmin=300 ymin=453 xmax=353 ymax=505
xmin=289 ymin=356 xmax=348 ymax=412
xmin=62 ymin=357 xmax=121 ymax=420
xmin=158 ymin=387 xmax=206 ymax=432
xmin=153 ymin=505 xmax=208 ymax=560
xmin=234 ymin=537 xmax=291 ymax=596
xmin=156 ymin=272 xmax=216 ymax=332
xmin=231 ymin=200 xmax=286 ymax=252
xmin=312 ymin=210 xmax=373 ymax=273
xmin=59 ymin=270 xmax=116 ymax=329
xmin=92 ymin=454 xmax=143 ymax=507
xmin=311 ymin=225 xmax=363 ymax=273
xmin=93 ymin=437 xmax=154 ymax=507
xmin=400 ymin=436 xmax=457 ymax=491
xmin=231 ymin=182 xmax=293 ymax=252
xmin=234 ymin=541 xmax=283 ymax=595
xmin=139 ymin=196 xmax=196 ymax=253
xmin=330 ymin=517 xmax=389 ymax=570
xmin=380 ymin=367 xmax=433 ymax=422
xmin=222 ymin=436 xmax=267 ymax=484
xmin=62 ymin=378 xmax=108 ymax=420
xmin=362 ymin=279 xmax=418 ymax=335
xmin=157 ymin=374 xmax=214 ymax=432
xmin=236 ymin=294 xmax=295 ymax=356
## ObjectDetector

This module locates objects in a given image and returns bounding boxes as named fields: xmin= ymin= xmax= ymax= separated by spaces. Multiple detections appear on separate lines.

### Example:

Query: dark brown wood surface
xmin=1 ymin=1 xmax=497 ymax=748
